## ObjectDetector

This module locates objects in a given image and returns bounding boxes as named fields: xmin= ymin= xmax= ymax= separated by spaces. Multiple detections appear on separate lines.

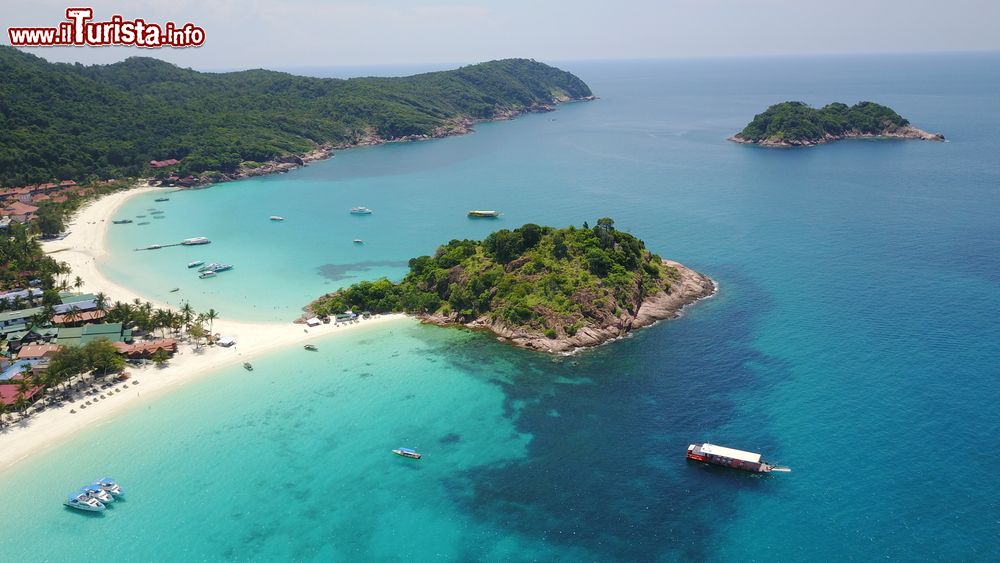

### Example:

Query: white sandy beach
xmin=0 ymin=186 xmax=409 ymax=471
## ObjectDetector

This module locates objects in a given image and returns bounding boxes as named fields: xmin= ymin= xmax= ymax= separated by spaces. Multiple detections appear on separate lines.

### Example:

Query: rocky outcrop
xmin=418 ymin=260 xmax=715 ymax=354
xmin=729 ymin=124 xmax=945 ymax=147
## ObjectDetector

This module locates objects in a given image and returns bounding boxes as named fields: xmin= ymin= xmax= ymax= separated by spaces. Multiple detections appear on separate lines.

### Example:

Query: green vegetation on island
xmin=0 ymin=46 xmax=593 ymax=186
xmin=731 ymin=101 xmax=943 ymax=146
xmin=309 ymin=219 xmax=714 ymax=352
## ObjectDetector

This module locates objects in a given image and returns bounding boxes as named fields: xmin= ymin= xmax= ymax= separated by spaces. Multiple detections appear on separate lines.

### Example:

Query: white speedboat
xmin=187 ymin=260 xmax=204 ymax=268
xmin=468 ymin=210 xmax=501 ymax=218
xmin=199 ymin=271 xmax=216 ymax=279
xmin=269 ymin=216 xmax=285 ymax=221
xmin=198 ymin=263 xmax=220 ymax=272
xmin=212 ymin=264 xmax=233 ymax=272
xmin=353 ymin=239 xmax=364 ymax=244
xmin=350 ymin=207 xmax=373 ymax=215
xmin=80 ymin=485 xmax=114 ymax=504
xmin=93 ymin=477 xmax=124 ymax=497
xmin=65 ymin=492 xmax=105 ymax=512
xmin=181 ymin=236 xmax=211 ymax=245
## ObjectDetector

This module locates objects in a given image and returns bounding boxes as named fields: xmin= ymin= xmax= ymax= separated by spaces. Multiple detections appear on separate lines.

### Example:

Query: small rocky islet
xmin=729 ymin=101 xmax=944 ymax=147
xmin=306 ymin=219 xmax=715 ymax=353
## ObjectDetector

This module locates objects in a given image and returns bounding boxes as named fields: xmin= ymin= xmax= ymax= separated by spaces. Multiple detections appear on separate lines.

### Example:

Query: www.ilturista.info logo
xmin=8 ymin=8 xmax=205 ymax=48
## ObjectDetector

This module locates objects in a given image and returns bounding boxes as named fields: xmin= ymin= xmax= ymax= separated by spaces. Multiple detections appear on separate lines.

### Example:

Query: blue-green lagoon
xmin=2 ymin=53 xmax=1000 ymax=560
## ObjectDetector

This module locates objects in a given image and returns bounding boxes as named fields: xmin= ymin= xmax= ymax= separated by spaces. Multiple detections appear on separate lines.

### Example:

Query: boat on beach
xmin=188 ymin=260 xmax=204 ymax=268
xmin=685 ymin=443 xmax=790 ymax=474
xmin=392 ymin=447 xmax=422 ymax=459
xmin=64 ymin=492 xmax=105 ymax=512
xmin=468 ymin=210 xmax=501 ymax=218
xmin=350 ymin=206 xmax=373 ymax=215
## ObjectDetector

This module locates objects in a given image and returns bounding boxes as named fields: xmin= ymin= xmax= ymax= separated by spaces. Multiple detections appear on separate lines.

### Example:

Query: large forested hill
xmin=0 ymin=46 xmax=592 ymax=185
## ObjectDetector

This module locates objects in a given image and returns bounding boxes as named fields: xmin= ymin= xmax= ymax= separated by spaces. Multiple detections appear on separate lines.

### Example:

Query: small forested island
xmin=730 ymin=101 xmax=944 ymax=147
xmin=307 ymin=219 xmax=715 ymax=353
xmin=0 ymin=46 xmax=593 ymax=186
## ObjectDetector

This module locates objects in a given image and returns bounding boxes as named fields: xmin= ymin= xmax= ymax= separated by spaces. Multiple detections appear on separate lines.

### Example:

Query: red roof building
xmin=0 ymin=383 xmax=42 ymax=406
xmin=16 ymin=343 xmax=62 ymax=360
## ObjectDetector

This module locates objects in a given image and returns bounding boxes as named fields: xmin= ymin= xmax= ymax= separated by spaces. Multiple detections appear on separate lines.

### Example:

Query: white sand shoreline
xmin=0 ymin=185 xmax=410 ymax=472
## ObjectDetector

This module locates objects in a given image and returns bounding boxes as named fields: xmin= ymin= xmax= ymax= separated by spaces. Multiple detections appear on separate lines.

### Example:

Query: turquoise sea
xmin=2 ymin=53 xmax=999 ymax=560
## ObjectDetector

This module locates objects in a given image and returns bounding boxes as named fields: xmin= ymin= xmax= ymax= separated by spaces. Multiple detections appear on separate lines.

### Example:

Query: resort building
xmin=16 ymin=343 xmax=61 ymax=361
xmin=114 ymin=339 xmax=177 ymax=359
xmin=56 ymin=323 xmax=132 ymax=348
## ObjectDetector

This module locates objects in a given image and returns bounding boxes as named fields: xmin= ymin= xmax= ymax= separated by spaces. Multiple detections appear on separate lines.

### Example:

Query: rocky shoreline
xmin=152 ymin=96 xmax=596 ymax=188
xmin=418 ymin=260 xmax=716 ymax=354
xmin=728 ymin=124 xmax=945 ymax=147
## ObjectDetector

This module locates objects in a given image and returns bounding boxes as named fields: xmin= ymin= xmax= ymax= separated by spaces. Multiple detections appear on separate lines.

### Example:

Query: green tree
xmin=83 ymin=338 xmax=125 ymax=375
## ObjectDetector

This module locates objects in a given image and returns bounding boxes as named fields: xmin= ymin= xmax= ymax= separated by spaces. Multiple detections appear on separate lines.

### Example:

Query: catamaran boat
xmin=181 ymin=236 xmax=211 ymax=245
xmin=392 ymin=447 xmax=422 ymax=459
xmin=80 ymin=485 xmax=114 ymax=504
xmin=199 ymin=271 xmax=217 ymax=279
xmin=269 ymin=216 xmax=285 ymax=221
xmin=350 ymin=207 xmax=373 ymax=215
xmin=467 ymin=210 xmax=501 ymax=218
xmin=188 ymin=260 xmax=205 ymax=268
xmin=65 ymin=492 xmax=105 ymax=512
xmin=93 ymin=478 xmax=124 ymax=497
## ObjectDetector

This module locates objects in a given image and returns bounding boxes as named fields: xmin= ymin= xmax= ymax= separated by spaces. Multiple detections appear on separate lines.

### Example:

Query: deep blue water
xmin=2 ymin=53 xmax=999 ymax=560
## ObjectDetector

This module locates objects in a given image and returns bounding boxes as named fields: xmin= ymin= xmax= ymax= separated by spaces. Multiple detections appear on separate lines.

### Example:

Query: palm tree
xmin=180 ymin=302 xmax=194 ymax=329
xmin=94 ymin=292 xmax=109 ymax=314
xmin=73 ymin=275 xmax=84 ymax=290
xmin=64 ymin=304 xmax=82 ymax=326
xmin=204 ymin=308 xmax=219 ymax=336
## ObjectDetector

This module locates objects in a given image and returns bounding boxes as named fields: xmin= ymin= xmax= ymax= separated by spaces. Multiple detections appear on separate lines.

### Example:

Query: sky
xmin=4 ymin=0 xmax=999 ymax=72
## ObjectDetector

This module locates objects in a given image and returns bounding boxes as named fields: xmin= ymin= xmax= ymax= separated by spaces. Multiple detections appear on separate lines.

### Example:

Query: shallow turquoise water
xmin=3 ymin=53 xmax=1000 ymax=560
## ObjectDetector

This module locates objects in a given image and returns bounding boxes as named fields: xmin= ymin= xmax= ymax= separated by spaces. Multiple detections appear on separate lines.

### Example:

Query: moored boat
xmin=353 ymin=239 xmax=364 ymax=244
xmin=199 ymin=271 xmax=216 ymax=279
xmin=188 ymin=260 xmax=205 ymax=268
xmin=304 ymin=344 xmax=317 ymax=351
xmin=181 ymin=236 xmax=211 ymax=245
xmin=154 ymin=197 xmax=169 ymax=202
xmin=467 ymin=210 xmax=501 ymax=218
xmin=198 ymin=263 xmax=219 ymax=272
xmin=64 ymin=492 xmax=105 ymax=512
xmin=80 ymin=485 xmax=114 ymax=503
xmin=243 ymin=362 xmax=253 ymax=371
xmin=93 ymin=478 xmax=124 ymax=497
xmin=212 ymin=264 xmax=233 ymax=272
xmin=392 ymin=447 xmax=422 ymax=459
xmin=112 ymin=219 xmax=133 ymax=224
xmin=269 ymin=216 xmax=285 ymax=221
xmin=685 ymin=443 xmax=790 ymax=474
xmin=350 ymin=206 xmax=373 ymax=215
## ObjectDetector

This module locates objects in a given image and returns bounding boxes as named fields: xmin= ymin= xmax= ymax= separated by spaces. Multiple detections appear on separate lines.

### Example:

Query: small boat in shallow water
xmin=269 ymin=216 xmax=285 ymax=221
xmin=243 ymin=362 xmax=253 ymax=371
xmin=112 ymin=219 xmax=133 ymax=224
xmin=80 ymin=485 xmax=114 ymax=504
xmin=304 ymin=344 xmax=317 ymax=351
xmin=350 ymin=206 xmax=373 ymax=215
xmin=65 ymin=492 xmax=105 ymax=512
xmin=93 ymin=478 xmax=123 ymax=497
xmin=154 ymin=197 xmax=169 ymax=202
xmin=392 ymin=447 xmax=422 ymax=459
xmin=188 ymin=260 xmax=204 ymax=268
xmin=199 ymin=271 xmax=216 ymax=279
